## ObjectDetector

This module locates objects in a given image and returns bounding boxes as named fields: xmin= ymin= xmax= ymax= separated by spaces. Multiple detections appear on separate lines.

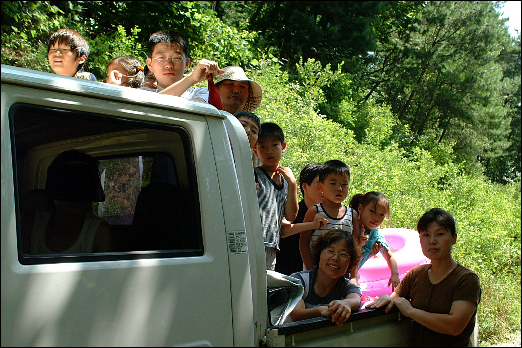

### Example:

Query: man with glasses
xmin=141 ymin=30 xmax=223 ymax=102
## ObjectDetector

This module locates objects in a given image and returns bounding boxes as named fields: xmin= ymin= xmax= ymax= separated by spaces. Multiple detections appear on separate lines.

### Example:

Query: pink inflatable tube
xmin=359 ymin=228 xmax=429 ymax=298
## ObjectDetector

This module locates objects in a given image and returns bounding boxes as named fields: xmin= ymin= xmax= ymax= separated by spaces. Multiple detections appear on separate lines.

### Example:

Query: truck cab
xmin=1 ymin=65 xmax=269 ymax=346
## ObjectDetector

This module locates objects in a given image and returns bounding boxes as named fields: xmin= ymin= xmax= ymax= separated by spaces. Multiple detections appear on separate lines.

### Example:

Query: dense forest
xmin=2 ymin=1 xmax=520 ymax=345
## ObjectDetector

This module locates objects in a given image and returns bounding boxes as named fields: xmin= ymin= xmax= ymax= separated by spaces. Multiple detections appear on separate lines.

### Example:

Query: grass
xmin=478 ymin=271 xmax=521 ymax=346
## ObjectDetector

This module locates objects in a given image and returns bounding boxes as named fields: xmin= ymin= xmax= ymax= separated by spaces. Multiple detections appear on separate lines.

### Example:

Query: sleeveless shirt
xmin=310 ymin=203 xmax=354 ymax=247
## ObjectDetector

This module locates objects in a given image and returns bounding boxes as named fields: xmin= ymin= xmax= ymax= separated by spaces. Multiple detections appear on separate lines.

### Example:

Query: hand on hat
xmin=191 ymin=59 xmax=224 ymax=83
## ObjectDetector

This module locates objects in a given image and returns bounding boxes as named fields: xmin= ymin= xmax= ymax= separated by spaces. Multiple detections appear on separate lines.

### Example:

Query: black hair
xmin=299 ymin=163 xmax=322 ymax=196
xmin=258 ymin=122 xmax=284 ymax=143
xmin=48 ymin=29 xmax=90 ymax=72
xmin=106 ymin=56 xmax=145 ymax=88
xmin=318 ymin=160 xmax=350 ymax=182
xmin=233 ymin=111 xmax=261 ymax=131
xmin=417 ymin=208 xmax=456 ymax=236
xmin=45 ymin=149 xmax=105 ymax=202
xmin=311 ymin=229 xmax=359 ymax=272
xmin=147 ymin=30 xmax=189 ymax=58
xmin=349 ymin=191 xmax=390 ymax=219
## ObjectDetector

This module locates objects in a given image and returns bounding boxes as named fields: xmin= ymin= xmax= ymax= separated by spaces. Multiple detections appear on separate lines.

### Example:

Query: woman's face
xmin=318 ymin=239 xmax=351 ymax=279
xmin=419 ymin=221 xmax=456 ymax=261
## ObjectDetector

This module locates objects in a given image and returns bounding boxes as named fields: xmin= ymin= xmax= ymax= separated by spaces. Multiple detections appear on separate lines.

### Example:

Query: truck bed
xmin=265 ymin=306 xmax=413 ymax=347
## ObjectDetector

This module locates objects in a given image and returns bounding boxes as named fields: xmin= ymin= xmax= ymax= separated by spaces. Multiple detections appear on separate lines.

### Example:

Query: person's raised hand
xmin=191 ymin=59 xmax=224 ymax=83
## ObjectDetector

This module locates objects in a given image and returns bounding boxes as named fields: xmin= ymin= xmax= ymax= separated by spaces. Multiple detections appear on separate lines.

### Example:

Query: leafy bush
xmin=87 ymin=25 xmax=145 ymax=81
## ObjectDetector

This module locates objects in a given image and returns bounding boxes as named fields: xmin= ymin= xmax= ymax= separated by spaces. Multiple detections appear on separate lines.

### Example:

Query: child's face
xmin=48 ymin=43 xmax=85 ymax=77
xmin=303 ymin=175 xmax=323 ymax=205
xmin=237 ymin=116 xmax=259 ymax=149
xmin=358 ymin=200 xmax=388 ymax=230
xmin=318 ymin=172 xmax=350 ymax=204
xmin=146 ymin=43 xmax=190 ymax=89
xmin=253 ymin=137 xmax=286 ymax=167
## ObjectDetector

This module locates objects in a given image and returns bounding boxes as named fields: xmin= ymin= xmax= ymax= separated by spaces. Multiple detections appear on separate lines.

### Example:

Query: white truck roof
xmin=1 ymin=64 xmax=226 ymax=119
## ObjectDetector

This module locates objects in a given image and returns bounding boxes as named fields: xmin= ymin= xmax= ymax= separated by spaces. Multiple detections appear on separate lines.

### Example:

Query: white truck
xmin=1 ymin=65 xmax=413 ymax=346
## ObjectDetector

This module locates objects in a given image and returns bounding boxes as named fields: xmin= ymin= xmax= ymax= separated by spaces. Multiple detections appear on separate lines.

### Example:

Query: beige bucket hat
xmin=214 ymin=66 xmax=262 ymax=112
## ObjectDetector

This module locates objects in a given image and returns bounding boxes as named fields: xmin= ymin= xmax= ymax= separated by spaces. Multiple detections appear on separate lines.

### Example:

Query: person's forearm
xmin=404 ymin=308 xmax=469 ymax=336
xmin=290 ymin=306 xmax=325 ymax=322
xmin=281 ymin=224 xmax=314 ymax=238
xmin=385 ymin=253 xmax=399 ymax=277
xmin=349 ymin=265 xmax=359 ymax=285
xmin=300 ymin=244 xmax=314 ymax=270
xmin=158 ymin=74 xmax=197 ymax=96
xmin=342 ymin=297 xmax=362 ymax=312
xmin=285 ymin=183 xmax=298 ymax=222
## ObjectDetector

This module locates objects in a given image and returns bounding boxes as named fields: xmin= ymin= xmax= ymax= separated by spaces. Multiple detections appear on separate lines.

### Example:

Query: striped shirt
xmin=310 ymin=203 xmax=354 ymax=247
xmin=255 ymin=167 xmax=288 ymax=250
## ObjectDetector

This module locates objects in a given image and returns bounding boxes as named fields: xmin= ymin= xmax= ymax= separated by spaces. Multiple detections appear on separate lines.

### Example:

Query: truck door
xmin=1 ymin=84 xmax=237 ymax=346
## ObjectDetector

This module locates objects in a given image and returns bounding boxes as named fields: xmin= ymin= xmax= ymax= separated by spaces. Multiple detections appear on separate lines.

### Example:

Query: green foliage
xmin=250 ymin=59 xmax=357 ymax=176
xmin=1 ymin=1 xmax=67 ymax=71
xmin=88 ymin=25 xmax=145 ymax=80
xmin=361 ymin=1 xmax=519 ymax=182
xmin=1 ymin=31 xmax=50 ymax=72
xmin=247 ymin=1 xmax=384 ymax=73
xmin=188 ymin=9 xmax=260 ymax=67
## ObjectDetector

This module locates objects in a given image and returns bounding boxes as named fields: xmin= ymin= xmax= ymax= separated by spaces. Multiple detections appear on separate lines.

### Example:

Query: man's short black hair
xmin=299 ymin=163 xmax=322 ymax=196
xmin=148 ymin=30 xmax=189 ymax=58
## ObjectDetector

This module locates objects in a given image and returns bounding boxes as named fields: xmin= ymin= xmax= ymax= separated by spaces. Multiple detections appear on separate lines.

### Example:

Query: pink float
xmin=359 ymin=228 xmax=430 ymax=298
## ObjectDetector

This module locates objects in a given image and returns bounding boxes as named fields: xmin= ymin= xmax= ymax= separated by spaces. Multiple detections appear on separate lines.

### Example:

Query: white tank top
xmin=310 ymin=203 xmax=354 ymax=247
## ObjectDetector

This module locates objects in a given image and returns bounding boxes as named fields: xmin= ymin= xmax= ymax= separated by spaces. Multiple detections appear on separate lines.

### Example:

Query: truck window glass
xmin=10 ymin=103 xmax=203 ymax=264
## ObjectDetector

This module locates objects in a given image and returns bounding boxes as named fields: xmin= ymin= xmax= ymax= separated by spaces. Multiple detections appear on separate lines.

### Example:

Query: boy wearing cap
xmin=215 ymin=66 xmax=263 ymax=113
xmin=141 ymin=30 xmax=223 ymax=101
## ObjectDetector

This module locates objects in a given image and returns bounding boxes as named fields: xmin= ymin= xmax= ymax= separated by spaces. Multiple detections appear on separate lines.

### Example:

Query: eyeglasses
xmin=152 ymin=56 xmax=184 ymax=64
xmin=49 ymin=48 xmax=74 ymax=54
xmin=323 ymin=248 xmax=350 ymax=260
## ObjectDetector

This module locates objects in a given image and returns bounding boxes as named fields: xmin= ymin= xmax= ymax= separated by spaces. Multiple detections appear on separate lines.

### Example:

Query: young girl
xmin=349 ymin=191 xmax=400 ymax=290
xmin=105 ymin=56 xmax=145 ymax=88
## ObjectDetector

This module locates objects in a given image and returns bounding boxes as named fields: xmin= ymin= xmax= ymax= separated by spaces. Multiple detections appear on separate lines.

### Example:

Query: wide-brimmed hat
xmin=214 ymin=66 xmax=262 ymax=112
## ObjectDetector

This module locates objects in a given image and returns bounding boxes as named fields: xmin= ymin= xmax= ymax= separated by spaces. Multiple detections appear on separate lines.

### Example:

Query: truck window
xmin=10 ymin=103 xmax=203 ymax=264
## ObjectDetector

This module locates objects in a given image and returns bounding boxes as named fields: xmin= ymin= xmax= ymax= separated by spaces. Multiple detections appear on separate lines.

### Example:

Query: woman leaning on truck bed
xmin=288 ymin=229 xmax=362 ymax=327
xmin=366 ymin=208 xmax=481 ymax=347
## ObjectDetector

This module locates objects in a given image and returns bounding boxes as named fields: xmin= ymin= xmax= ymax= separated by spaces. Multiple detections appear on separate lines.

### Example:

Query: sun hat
xmin=214 ymin=66 xmax=262 ymax=112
